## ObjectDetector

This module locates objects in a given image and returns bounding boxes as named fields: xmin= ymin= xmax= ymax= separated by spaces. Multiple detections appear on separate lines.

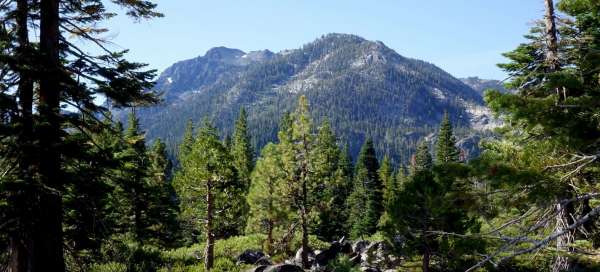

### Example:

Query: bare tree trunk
xmin=35 ymin=0 xmax=65 ymax=270
xmin=205 ymin=181 xmax=215 ymax=271
xmin=544 ymin=0 xmax=559 ymax=71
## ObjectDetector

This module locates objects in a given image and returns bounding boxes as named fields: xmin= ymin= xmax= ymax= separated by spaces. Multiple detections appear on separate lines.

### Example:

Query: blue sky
xmin=102 ymin=0 xmax=545 ymax=80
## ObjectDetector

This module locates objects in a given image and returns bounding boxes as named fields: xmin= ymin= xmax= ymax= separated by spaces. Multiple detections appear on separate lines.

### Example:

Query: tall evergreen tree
xmin=385 ymin=140 xmax=481 ymax=272
xmin=347 ymin=138 xmax=382 ymax=238
xmin=118 ymin=112 xmax=152 ymax=242
xmin=147 ymin=138 xmax=179 ymax=246
xmin=468 ymin=0 xmax=600 ymax=269
xmin=246 ymin=143 xmax=291 ymax=254
xmin=412 ymin=141 xmax=432 ymax=174
xmin=173 ymin=120 xmax=238 ymax=270
xmin=435 ymin=113 xmax=460 ymax=164
xmin=311 ymin=119 xmax=345 ymax=241
xmin=379 ymin=155 xmax=394 ymax=208
xmin=278 ymin=96 xmax=314 ymax=268
xmin=0 ymin=0 xmax=161 ymax=269
xmin=228 ymin=108 xmax=254 ymax=236
xmin=179 ymin=119 xmax=195 ymax=162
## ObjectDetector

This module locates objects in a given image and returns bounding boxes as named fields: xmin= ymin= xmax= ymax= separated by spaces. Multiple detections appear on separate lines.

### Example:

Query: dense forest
xmin=111 ymin=33 xmax=488 ymax=166
xmin=2 ymin=0 xmax=600 ymax=271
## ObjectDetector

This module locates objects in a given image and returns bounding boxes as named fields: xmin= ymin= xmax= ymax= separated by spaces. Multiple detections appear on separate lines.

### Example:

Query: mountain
xmin=460 ymin=77 xmax=509 ymax=96
xmin=112 ymin=33 xmax=491 ymax=163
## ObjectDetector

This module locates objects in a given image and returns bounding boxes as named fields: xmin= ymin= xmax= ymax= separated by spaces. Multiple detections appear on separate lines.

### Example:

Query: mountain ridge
xmin=112 ymin=33 xmax=496 ymax=163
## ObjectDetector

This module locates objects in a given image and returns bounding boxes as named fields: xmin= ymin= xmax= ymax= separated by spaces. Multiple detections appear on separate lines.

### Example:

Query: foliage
xmin=326 ymin=255 xmax=361 ymax=272
xmin=347 ymin=138 xmax=383 ymax=238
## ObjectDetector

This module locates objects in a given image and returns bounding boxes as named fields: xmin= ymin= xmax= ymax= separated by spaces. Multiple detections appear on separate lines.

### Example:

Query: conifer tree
xmin=379 ymin=155 xmax=394 ymax=208
xmin=469 ymin=0 xmax=600 ymax=269
xmin=147 ymin=138 xmax=179 ymax=246
xmin=347 ymin=138 xmax=382 ymax=238
xmin=228 ymin=108 xmax=254 ymax=236
xmin=0 ymin=0 xmax=161 ymax=268
xmin=412 ymin=141 xmax=432 ymax=173
xmin=311 ymin=119 xmax=345 ymax=241
xmin=119 ymin=111 xmax=152 ymax=242
xmin=386 ymin=139 xmax=481 ymax=272
xmin=179 ymin=119 xmax=195 ymax=161
xmin=247 ymin=143 xmax=290 ymax=254
xmin=435 ymin=113 xmax=459 ymax=164
xmin=377 ymin=155 xmax=396 ymax=233
xmin=173 ymin=120 xmax=237 ymax=270
xmin=278 ymin=96 xmax=314 ymax=268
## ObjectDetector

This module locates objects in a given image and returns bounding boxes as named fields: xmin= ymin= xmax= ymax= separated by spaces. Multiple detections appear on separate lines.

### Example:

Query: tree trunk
xmin=35 ymin=0 xmax=65 ymax=270
xmin=205 ymin=181 xmax=215 ymax=271
xmin=300 ymin=134 xmax=310 ymax=269
xmin=544 ymin=0 xmax=559 ymax=71
xmin=422 ymin=247 xmax=430 ymax=272
xmin=300 ymin=206 xmax=309 ymax=269
xmin=9 ymin=0 xmax=34 ymax=270
xmin=267 ymin=221 xmax=273 ymax=255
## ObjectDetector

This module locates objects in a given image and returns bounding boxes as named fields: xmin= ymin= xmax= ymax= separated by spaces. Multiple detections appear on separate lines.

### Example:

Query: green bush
xmin=327 ymin=255 xmax=360 ymax=272
xmin=157 ymin=234 xmax=267 ymax=270
xmin=89 ymin=262 xmax=127 ymax=272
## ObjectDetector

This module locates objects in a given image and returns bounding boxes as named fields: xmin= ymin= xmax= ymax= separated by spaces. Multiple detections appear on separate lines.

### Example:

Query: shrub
xmin=89 ymin=262 xmax=127 ymax=272
xmin=327 ymin=255 xmax=360 ymax=272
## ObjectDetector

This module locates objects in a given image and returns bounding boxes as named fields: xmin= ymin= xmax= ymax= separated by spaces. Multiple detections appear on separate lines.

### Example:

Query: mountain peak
xmin=204 ymin=47 xmax=245 ymax=60
xmin=313 ymin=33 xmax=367 ymax=46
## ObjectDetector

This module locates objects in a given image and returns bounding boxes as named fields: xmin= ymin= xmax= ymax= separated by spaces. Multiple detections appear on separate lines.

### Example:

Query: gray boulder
xmin=293 ymin=247 xmax=315 ymax=266
xmin=352 ymin=240 xmax=370 ymax=255
xmin=237 ymin=249 xmax=268 ymax=265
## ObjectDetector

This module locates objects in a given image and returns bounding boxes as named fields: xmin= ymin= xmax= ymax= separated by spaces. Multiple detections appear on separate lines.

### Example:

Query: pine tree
xmin=179 ymin=119 xmax=195 ymax=161
xmin=311 ymin=119 xmax=344 ymax=241
xmin=0 ymin=0 xmax=161 ymax=268
xmin=379 ymin=155 xmax=394 ymax=208
xmin=118 ymin=111 xmax=152 ymax=242
xmin=471 ymin=0 xmax=600 ymax=269
xmin=347 ymin=138 xmax=382 ymax=238
xmin=147 ymin=138 xmax=179 ymax=246
xmin=246 ymin=143 xmax=291 ymax=254
xmin=386 ymin=139 xmax=481 ymax=272
xmin=435 ymin=113 xmax=459 ymax=164
xmin=173 ymin=120 xmax=238 ymax=271
xmin=278 ymin=96 xmax=314 ymax=268
xmin=228 ymin=108 xmax=254 ymax=236
xmin=412 ymin=141 xmax=432 ymax=174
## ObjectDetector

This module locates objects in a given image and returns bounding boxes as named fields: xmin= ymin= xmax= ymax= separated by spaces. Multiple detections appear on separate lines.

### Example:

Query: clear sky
xmin=102 ymin=0 xmax=546 ymax=80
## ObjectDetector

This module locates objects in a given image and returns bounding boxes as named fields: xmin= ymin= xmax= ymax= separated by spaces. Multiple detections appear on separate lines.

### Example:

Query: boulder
xmin=352 ymin=240 xmax=370 ymax=255
xmin=255 ymin=256 xmax=273 ymax=266
xmin=314 ymin=238 xmax=349 ymax=267
xmin=237 ymin=249 xmax=269 ymax=265
xmin=293 ymin=247 xmax=315 ymax=266
xmin=264 ymin=264 xmax=304 ymax=272
xmin=359 ymin=241 xmax=400 ymax=269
